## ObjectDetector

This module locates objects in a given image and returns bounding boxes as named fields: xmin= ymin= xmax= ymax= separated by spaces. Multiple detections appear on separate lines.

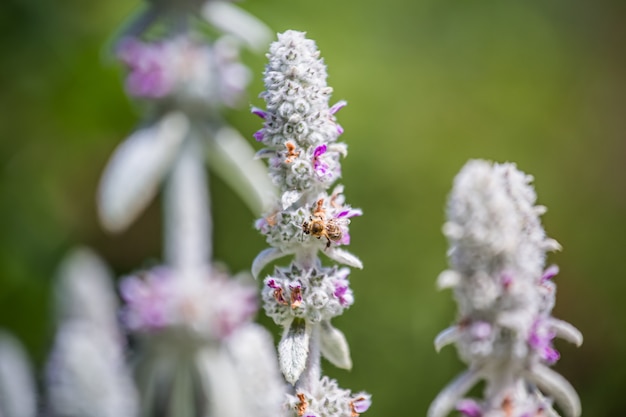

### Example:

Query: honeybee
xmin=302 ymin=198 xmax=348 ymax=248
xmin=302 ymin=215 xmax=346 ymax=248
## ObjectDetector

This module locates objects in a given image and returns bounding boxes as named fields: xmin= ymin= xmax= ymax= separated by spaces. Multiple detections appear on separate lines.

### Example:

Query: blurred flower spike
xmin=428 ymin=160 xmax=583 ymax=417
xmin=92 ymin=0 xmax=286 ymax=415
xmin=98 ymin=0 xmax=275 ymax=234
xmin=252 ymin=30 xmax=370 ymax=417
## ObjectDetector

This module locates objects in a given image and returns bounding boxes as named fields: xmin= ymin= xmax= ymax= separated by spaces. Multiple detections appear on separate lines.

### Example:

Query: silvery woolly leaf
xmin=319 ymin=321 xmax=352 ymax=370
xmin=434 ymin=326 xmax=460 ymax=353
xmin=201 ymin=2 xmax=271 ymax=52
xmin=524 ymin=364 xmax=581 ymax=417
xmin=252 ymin=248 xmax=293 ymax=279
xmin=225 ymin=324 xmax=286 ymax=417
xmin=55 ymin=247 xmax=118 ymax=333
xmin=197 ymin=347 xmax=247 ymax=417
xmin=324 ymin=247 xmax=363 ymax=269
xmin=278 ymin=318 xmax=311 ymax=385
xmin=0 ymin=332 xmax=36 ymax=417
xmin=427 ymin=368 xmax=482 ymax=417
xmin=327 ymin=143 xmax=348 ymax=157
xmin=98 ymin=112 xmax=189 ymax=233
xmin=207 ymin=126 xmax=276 ymax=215
xmin=46 ymin=323 xmax=138 ymax=417
xmin=163 ymin=136 xmax=211 ymax=270
xmin=549 ymin=318 xmax=583 ymax=347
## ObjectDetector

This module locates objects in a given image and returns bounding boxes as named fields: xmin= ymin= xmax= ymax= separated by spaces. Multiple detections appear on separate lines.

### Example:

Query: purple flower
xmin=336 ymin=208 xmax=362 ymax=219
xmin=456 ymin=399 xmax=482 ymax=417
xmin=468 ymin=321 xmax=492 ymax=340
xmin=541 ymin=265 xmax=559 ymax=283
xmin=351 ymin=393 xmax=372 ymax=415
xmin=329 ymin=100 xmax=347 ymax=115
xmin=528 ymin=319 xmax=560 ymax=364
xmin=251 ymin=107 xmax=267 ymax=119
xmin=253 ymin=130 xmax=264 ymax=142
xmin=333 ymin=272 xmax=354 ymax=307
xmin=289 ymin=282 xmax=303 ymax=308
xmin=119 ymin=269 xmax=172 ymax=330
xmin=117 ymin=38 xmax=173 ymax=98
xmin=312 ymin=144 xmax=331 ymax=179
xmin=267 ymin=279 xmax=287 ymax=305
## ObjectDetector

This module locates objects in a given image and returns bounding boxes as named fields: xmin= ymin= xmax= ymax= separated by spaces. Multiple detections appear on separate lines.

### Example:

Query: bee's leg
xmin=325 ymin=238 xmax=331 ymax=248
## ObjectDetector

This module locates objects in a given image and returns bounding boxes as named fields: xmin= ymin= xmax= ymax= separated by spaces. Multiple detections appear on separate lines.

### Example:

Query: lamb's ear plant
xmin=48 ymin=0 xmax=287 ymax=416
xmin=429 ymin=160 xmax=583 ymax=417
xmin=251 ymin=30 xmax=371 ymax=417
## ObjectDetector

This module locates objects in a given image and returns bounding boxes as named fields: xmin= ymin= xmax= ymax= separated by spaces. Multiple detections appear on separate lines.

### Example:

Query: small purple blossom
xmin=329 ymin=100 xmax=347 ymax=115
xmin=528 ymin=319 xmax=560 ymax=364
xmin=336 ymin=208 xmax=362 ymax=219
xmin=501 ymin=272 xmax=514 ymax=289
xmin=542 ymin=265 xmax=559 ymax=282
xmin=117 ymin=38 xmax=173 ymax=98
xmin=333 ymin=272 xmax=354 ymax=307
xmin=456 ymin=399 xmax=482 ymax=417
xmin=468 ymin=321 xmax=492 ymax=340
xmin=254 ymin=130 xmax=264 ymax=142
xmin=251 ymin=107 xmax=267 ymax=119
xmin=312 ymin=144 xmax=332 ymax=180
xmin=119 ymin=269 xmax=172 ymax=330
xmin=351 ymin=393 xmax=372 ymax=414
xmin=289 ymin=282 xmax=303 ymax=307
xmin=333 ymin=285 xmax=350 ymax=306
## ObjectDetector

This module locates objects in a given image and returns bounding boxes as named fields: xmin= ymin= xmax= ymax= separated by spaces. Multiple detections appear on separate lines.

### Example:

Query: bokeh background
xmin=1 ymin=0 xmax=625 ymax=415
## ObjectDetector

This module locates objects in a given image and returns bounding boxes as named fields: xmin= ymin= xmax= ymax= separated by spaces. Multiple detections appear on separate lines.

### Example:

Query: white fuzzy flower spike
xmin=253 ymin=30 xmax=370 ymax=417
xmin=429 ymin=160 xmax=582 ymax=417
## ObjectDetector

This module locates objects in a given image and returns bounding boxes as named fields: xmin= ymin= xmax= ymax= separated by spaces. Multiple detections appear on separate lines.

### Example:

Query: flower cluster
xmin=255 ymin=185 xmax=361 ymax=253
xmin=429 ymin=160 xmax=582 ymax=417
xmin=253 ymin=31 xmax=346 ymax=201
xmin=252 ymin=31 xmax=363 ymax=274
xmin=120 ymin=266 xmax=258 ymax=341
xmin=262 ymin=262 xmax=353 ymax=326
xmin=252 ymin=30 xmax=369 ymax=416
xmin=287 ymin=377 xmax=371 ymax=417
xmin=117 ymin=36 xmax=250 ymax=108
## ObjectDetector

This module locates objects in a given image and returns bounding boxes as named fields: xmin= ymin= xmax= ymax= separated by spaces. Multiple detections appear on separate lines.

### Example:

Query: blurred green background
xmin=1 ymin=0 xmax=625 ymax=415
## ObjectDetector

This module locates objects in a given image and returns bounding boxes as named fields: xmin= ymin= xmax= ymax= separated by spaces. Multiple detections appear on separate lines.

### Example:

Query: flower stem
xmin=164 ymin=133 xmax=212 ymax=275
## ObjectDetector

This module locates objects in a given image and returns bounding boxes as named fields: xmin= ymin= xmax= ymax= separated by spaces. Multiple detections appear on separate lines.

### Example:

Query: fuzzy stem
xmin=294 ymin=249 xmax=318 ymax=271
xmin=164 ymin=133 xmax=212 ymax=274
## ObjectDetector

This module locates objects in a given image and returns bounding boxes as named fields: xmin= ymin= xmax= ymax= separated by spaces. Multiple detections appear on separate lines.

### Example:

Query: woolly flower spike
xmin=253 ymin=31 xmax=346 ymax=201
xmin=429 ymin=160 xmax=583 ymax=417
xmin=252 ymin=30 xmax=369 ymax=415
xmin=251 ymin=31 xmax=362 ymax=274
